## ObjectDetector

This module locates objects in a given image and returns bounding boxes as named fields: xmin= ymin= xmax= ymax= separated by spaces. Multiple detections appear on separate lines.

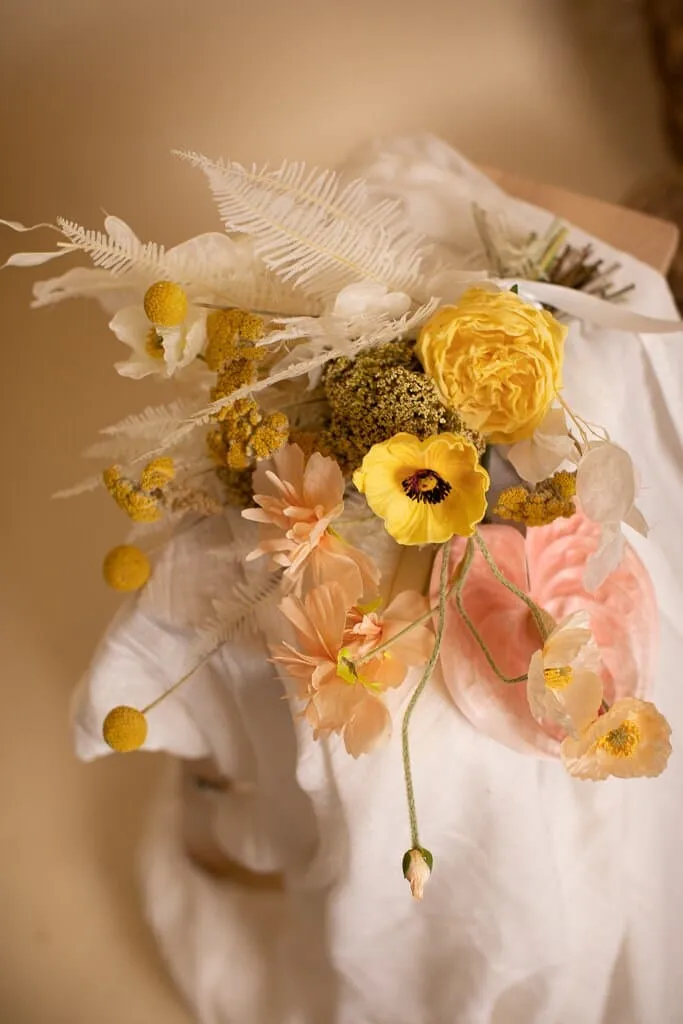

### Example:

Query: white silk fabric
xmin=73 ymin=136 xmax=683 ymax=1024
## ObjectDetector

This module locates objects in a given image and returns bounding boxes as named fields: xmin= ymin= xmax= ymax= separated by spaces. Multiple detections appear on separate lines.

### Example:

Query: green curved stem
xmin=474 ymin=531 xmax=549 ymax=641
xmin=401 ymin=538 xmax=452 ymax=849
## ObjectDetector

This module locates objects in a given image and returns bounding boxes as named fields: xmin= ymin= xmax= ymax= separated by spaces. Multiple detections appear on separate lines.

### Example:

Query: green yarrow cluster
xmin=320 ymin=342 xmax=483 ymax=472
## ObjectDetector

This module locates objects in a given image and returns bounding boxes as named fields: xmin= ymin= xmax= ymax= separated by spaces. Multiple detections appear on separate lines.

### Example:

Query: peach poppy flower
xmin=273 ymin=582 xmax=433 ymax=757
xmin=242 ymin=443 xmax=379 ymax=605
xmin=561 ymin=697 xmax=671 ymax=780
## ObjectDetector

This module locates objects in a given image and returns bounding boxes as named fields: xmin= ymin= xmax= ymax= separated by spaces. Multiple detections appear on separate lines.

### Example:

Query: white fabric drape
xmin=72 ymin=136 xmax=683 ymax=1024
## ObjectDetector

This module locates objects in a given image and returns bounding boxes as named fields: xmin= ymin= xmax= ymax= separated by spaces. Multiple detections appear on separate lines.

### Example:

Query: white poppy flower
xmin=526 ymin=610 xmax=603 ymax=737
xmin=576 ymin=441 xmax=648 ymax=591
xmin=110 ymin=304 xmax=208 ymax=379
xmin=507 ymin=405 xmax=576 ymax=485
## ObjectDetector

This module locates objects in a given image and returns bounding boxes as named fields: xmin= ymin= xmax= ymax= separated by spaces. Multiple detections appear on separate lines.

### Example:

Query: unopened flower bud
xmin=402 ymin=847 xmax=433 ymax=900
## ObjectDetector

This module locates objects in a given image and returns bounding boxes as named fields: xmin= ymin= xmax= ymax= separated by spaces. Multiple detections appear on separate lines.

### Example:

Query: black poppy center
xmin=401 ymin=468 xmax=452 ymax=505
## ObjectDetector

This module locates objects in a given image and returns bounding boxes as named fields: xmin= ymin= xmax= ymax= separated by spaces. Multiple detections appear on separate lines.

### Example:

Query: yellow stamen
xmin=543 ymin=665 xmax=574 ymax=690
xmin=145 ymin=328 xmax=165 ymax=360
xmin=597 ymin=720 xmax=640 ymax=758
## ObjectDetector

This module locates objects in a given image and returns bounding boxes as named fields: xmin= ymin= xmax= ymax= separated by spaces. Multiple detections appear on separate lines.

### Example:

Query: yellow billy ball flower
xmin=143 ymin=281 xmax=188 ymax=327
xmin=417 ymin=287 xmax=567 ymax=444
xmin=102 ymin=705 xmax=148 ymax=753
xmin=353 ymin=432 xmax=489 ymax=546
xmin=102 ymin=545 xmax=151 ymax=592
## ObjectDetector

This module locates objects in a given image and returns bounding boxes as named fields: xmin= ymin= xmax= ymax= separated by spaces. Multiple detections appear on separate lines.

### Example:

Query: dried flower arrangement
xmin=2 ymin=152 xmax=676 ymax=899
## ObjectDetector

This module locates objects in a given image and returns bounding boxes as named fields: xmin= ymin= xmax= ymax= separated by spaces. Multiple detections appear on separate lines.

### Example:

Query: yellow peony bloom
xmin=417 ymin=287 xmax=567 ymax=444
xmin=561 ymin=697 xmax=672 ymax=780
xmin=353 ymin=432 xmax=489 ymax=545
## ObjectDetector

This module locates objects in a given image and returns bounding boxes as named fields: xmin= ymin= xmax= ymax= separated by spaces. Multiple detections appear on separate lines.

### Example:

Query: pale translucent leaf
xmin=583 ymin=522 xmax=624 ymax=592
xmin=624 ymin=504 xmax=649 ymax=537
xmin=576 ymin=442 xmax=637 ymax=523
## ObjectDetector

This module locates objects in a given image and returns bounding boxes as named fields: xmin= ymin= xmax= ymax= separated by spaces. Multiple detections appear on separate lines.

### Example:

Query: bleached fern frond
xmin=55 ymin=218 xmax=170 ymax=278
xmin=183 ymin=298 xmax=440 ymax=428
xmin=196 ymin=575 xmax=283 ymax=652
xmin=52 ymin=474 xmax=103 ymax=499
xmin=177 ymin=153 xmax=430 ymax=303
xmin=98 ymin=397 xmax=204 ymax=439
xmin=205 ymin=263 xmax=322 ymax=318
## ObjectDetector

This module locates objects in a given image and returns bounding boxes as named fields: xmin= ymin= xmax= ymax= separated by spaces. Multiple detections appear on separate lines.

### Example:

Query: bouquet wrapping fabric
xmin=8 ymin=136 xmax=682 ymax=1023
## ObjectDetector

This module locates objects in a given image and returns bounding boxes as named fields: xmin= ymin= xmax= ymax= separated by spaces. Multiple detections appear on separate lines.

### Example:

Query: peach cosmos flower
xmin=242 ymin=443 xmax=379 ymax=605
xmin=273 ymin=582 xmax=432 ymax=757
xmin=560 ymin=697 xmax=671 ymax=780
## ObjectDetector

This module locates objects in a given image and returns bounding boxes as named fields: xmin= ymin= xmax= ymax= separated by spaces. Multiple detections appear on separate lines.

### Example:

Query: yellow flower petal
xmin=417 ymin=288 xmax=566 ymax=444
xmin=354 ymin=432 xmax=489 ymax=546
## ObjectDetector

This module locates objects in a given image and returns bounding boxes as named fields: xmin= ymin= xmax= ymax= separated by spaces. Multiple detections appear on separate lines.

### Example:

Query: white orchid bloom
xmin=526 ymin=611 xmax=603 ymax=737
xmin=507 ymin=405 xmax=576 ymax=485
xmin=110 ymin=304 xmax=208 ymax=379
xmin=576 ymin=441 xmax=648 ymax=591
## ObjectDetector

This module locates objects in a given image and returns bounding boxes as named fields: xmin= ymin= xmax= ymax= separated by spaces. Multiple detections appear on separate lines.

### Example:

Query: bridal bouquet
xmin=3 ymin=151 xmax=673 ymax=899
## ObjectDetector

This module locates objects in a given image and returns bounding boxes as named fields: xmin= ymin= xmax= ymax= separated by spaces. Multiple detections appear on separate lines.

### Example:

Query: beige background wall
xmin=0 ymin=2 xmax=669 ymax=1021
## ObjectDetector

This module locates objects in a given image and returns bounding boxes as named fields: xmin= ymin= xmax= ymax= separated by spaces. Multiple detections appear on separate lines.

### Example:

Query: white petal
xmin=109 ymin=304 xmax=151 ymax=352
xmin=583 ymin=522 xmax=625 ymax=592
xmin=559 ymin=669 xmax=603 ymax=734
xmin=114 ymin=358 xmax=158 ymax=379
xmin=103 ymin=215 xmax=140 ymax=247
xmin=545 ymin=625 xmax=593 ymax=668
xmin=576 ymin=443 xmax=637 ymax=524
xmin=160 ymin=327 xmax=185 ymax=369
xmin=507 ymin=405 xmax=575 ymax=484
xmin=177 ymin=310 xmax=208 ymax=368
xmin=526 ymin=649 xmax=548 ymax=723
xmin=332 ymin=282 xmax=411 ymax=319
xmin=507 ymin=433 xmax=575 ymax=484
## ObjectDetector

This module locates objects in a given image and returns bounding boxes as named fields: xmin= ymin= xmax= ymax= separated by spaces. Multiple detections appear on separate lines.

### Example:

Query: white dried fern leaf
xmin=197 ymin=576 xmax=282 ymax=651
xmin=98 ymin=397 xmax=204 ymax=439
xmin=52 ymin=474 xmax=103 ymax=499
xmin=185 ymin=298 xmax=440 ymax=427
xmin=177 ymin=153 xmax=429 ymax=302
xmin=129 ymin=299 xmax=440 ymax=462
xmin=56 ymin=218 xmax=170 ymax=278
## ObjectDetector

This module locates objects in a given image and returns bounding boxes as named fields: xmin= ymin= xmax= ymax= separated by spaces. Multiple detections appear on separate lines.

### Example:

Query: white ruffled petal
xmin=110 ymin=304 xmax=165 ymax=378
xmin=109 ymin=304 xmax=151 ymax=351
xmin=507 ymin=406 xmax=576 ymax=484
xmin=332 ymin=282 xmax=412 ymax=319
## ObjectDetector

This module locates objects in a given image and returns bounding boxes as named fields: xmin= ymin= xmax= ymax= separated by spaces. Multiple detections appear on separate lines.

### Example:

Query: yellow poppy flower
xmin=560 ymin=697 xmax=672 ymax=780
xmin=353 ymin=432 xmax=489 ymax=546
